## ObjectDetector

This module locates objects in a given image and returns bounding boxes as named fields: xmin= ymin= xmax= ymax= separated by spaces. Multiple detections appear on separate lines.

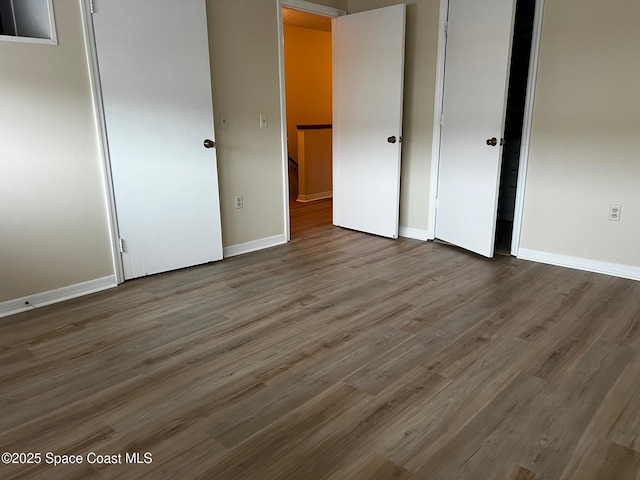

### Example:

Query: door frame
xmin=427 ymin=0 xmax=546 ymax=256
xmin=80 ymin=0 xmax=125 ymax=284
xmin=277 ymin=0 xmax=346 ymax=242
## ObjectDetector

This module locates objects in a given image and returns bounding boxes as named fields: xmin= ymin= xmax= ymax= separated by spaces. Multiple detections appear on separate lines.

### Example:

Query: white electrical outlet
xmin=609 ymin=204 xmax=622 ymax=221
xmin=235 ymin=195 xmax=243 ymax=209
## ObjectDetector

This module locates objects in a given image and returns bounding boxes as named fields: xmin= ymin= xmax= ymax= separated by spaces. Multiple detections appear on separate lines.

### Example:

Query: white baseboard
xmin=517 ymin=248 xmax=640 ymax=282
xmin=223 ymin=234 xmax=287 ymax=258
xmin=399 ymin=226 xmax=430 ymax=241
xmin=0 ymin=275 xmax=118 ymax=319
xmin=296 ymin=191 xmax=333 ymax=202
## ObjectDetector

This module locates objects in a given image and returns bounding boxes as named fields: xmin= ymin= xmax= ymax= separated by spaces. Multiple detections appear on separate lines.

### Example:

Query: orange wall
xmin=283 ymin=24 xmax=332 ymax=163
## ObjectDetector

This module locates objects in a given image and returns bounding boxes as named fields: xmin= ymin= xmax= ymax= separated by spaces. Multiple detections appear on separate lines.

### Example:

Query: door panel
xmin=92 ymin=0 xmax=223 ymax=279
xmin=435 ymin=0 xmax=516 ymax=257
xmin=333 ymin=4 xmax=406 ymax=239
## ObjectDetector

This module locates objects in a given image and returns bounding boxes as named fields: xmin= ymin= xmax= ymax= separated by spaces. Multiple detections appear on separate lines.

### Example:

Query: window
xmin=0 ymin=0 xmax=57 ymax=44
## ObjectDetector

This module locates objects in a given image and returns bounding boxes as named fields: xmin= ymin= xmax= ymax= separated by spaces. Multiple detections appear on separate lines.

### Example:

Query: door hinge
xmin=444 ymin=22 xmax=448 ymax=35
xmin=90 ymin=0 xmax=95 ymax=14
xmin=118 ymin=238 xmax=125 ymax=253
xmin=440 ymin=114 xmax=444 ymax=126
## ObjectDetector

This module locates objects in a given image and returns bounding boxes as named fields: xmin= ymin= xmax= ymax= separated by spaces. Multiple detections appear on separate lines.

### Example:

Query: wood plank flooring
xmin=1 ymin=201 xmax=640 ymax=479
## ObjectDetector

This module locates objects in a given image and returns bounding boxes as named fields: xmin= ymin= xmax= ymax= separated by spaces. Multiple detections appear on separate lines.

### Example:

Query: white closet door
xmin=93 ymin=0 xmax=223 ymax=279
xmin=435 ymin=0 xmax=516 ymax=257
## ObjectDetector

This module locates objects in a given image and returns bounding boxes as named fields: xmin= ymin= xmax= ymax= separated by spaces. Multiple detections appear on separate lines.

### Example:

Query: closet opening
xmin=495 ymin=0 xmax=536 ymax=255
xmin=494 ymin=0 xmax=536 ymax=255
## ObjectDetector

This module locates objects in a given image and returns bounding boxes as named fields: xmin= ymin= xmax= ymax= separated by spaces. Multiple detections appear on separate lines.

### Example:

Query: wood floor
xmin=2 ymin=202 xmax=640 ymax=479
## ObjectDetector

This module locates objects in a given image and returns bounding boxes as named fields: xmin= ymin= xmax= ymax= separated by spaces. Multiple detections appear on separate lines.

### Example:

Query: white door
xmin=92 ymin=0 xmax=223 ymax=279
xmin=435 ymin=0 xmax=516 ymax=257
xmin=333 ymin=5 xmax=406 ymax=239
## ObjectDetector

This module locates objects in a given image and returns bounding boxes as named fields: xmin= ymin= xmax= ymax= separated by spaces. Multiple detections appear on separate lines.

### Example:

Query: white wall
xmin=206 ymin=0 xmax=288 ymax=248
xmin=0 ymin=0 xmax=113 ymax=303
xmin=519 ymin=0 xmax=640 ymax=269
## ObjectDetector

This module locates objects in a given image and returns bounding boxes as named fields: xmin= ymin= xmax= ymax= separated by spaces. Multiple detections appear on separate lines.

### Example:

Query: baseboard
xmin=223 ymin=234 xmax=287 ymax=258
xmin=399 ymin=226 xmax=430 ymax=241
xmin=0 ymin=275 xmax=118 ymax=319
xmin=517 ymin=248 xmax=640 ymax=282
xmin=296 ymin=191 xmax=332 ymax=202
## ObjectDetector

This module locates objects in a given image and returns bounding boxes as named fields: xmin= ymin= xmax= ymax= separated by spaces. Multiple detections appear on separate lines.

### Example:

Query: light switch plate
xmin=219 ymin=113 xmax=229 ymax=130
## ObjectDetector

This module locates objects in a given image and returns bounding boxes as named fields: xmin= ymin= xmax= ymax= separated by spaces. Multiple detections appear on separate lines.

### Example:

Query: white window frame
xmin=0 ymin=0 xmax=58 ymax=45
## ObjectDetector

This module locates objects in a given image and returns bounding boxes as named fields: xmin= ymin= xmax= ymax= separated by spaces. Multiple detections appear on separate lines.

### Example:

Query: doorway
xmin=494 ymin=0 xmax=536 ymax=255
xmin=282 ymin=7 xmax=334 ymax=239
xmin=279 ymin=3 xmax=406 ymax=241
xmin=431 ymin=0 xmax=542 ymax=258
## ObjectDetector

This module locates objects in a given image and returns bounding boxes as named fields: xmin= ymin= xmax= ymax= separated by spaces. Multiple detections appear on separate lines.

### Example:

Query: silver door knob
xmin=203 ymin=139 xmax=215 ymax=149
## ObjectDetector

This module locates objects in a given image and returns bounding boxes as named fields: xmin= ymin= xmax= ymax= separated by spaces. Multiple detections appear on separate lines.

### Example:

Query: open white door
xmin=435 ymin=0 xmax=516 ymax=257
xmin=333 ymin=5 xmax=406 ymax=239
xmin=92 ymin=0 xmax=223 ymax=279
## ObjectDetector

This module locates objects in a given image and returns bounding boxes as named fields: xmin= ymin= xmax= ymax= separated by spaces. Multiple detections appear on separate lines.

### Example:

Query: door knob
xmin=486 ymin=137 xmax=498 ymax=146
xmin=387 ymin=136 xmax=397 ymax=144
xmin=203 ymin=139 xmax=215 ymax=149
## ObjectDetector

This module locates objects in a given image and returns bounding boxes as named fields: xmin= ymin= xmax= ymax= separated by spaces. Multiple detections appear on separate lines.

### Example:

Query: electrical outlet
xmin=609 ymin=204 xmax=622 ymax=221
xmin=235 ymin=195 xmax=243 ymax=209
xmin=259 ymin=113 xmax=268 ymax=129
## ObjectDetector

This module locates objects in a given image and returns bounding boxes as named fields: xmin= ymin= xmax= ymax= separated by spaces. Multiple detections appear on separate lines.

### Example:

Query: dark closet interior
xmin=494 ymin=0 xmax=536 ymax=254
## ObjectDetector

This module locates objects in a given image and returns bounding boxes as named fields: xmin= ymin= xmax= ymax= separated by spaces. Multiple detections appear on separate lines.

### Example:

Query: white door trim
xmin=276 ymin=3 xmax=291 ymax=242
xmin=427 ymin=0 xmax=545 ymax=253
xmin=79 ymin=0 xmax=124 ymax=284
xmin=426 ymin=0 xmax=449 ymax=240
xmin=277 ymin=0 xmax=346 ymax=242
